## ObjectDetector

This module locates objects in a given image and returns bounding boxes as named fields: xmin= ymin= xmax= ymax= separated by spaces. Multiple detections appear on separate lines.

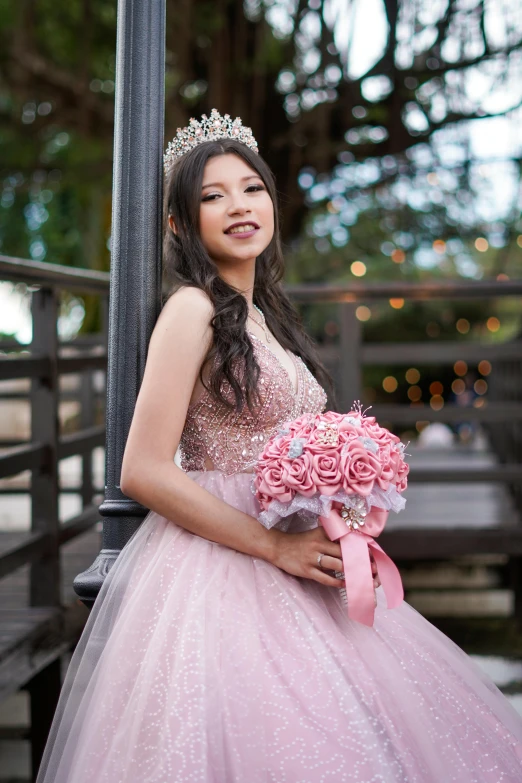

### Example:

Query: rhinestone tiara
xmin=163 ymin=108 xmax=259 ymax=174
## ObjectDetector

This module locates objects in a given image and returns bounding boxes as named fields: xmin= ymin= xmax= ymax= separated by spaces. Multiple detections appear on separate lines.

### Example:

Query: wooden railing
xmin=287 ymin=280 xmax=522 ymax=486
xmin=0 ymin=255 xmax=109 ymax=777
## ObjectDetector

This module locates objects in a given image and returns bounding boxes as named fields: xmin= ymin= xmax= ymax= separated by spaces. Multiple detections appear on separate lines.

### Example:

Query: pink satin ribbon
xmin=319 ymin=504 xmax=404 ymax=627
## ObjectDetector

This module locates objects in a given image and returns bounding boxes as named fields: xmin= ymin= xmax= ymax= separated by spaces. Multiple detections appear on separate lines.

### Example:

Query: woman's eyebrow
xmin=201 ymin=175 xmax=262 ymax=189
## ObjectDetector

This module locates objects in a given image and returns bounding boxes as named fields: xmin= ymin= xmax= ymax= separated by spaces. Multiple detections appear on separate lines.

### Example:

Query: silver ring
xmin=317 ymin=553 xmax=325 ymax=568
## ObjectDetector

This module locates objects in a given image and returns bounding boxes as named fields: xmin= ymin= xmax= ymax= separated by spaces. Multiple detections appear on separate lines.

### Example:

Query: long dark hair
xmin=163 ymin=137 xmax=336 ymax=414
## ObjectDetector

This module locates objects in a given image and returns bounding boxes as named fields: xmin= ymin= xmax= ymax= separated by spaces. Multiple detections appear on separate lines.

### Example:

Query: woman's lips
xmin=225 ymin=227 xmax=260 ymax=239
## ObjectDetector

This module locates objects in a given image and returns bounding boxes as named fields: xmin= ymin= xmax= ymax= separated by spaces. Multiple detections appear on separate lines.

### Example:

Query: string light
xmin=382 ymin=376 xmax=398 ymax=393
xmin=430 ymin=395 xmax=444 ymax=410
xmin=405 ymin=368 xmax=420 ymax=384
xmin=474 ymin=379 xmax=488 ymax=395
xmin=351 ymin=260 xmax=367 ymax=277
xmin=452 ymin=379 xmax=465 ymax=395
xmin=407 ymin=386 xmax=422 ymax=402
xmin=355 ymin=305 xmax=371 ymax=321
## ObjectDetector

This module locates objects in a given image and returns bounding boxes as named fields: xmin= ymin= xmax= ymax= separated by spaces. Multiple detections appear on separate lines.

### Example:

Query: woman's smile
xmin=225 ymin=221 xmax=261 ymax=239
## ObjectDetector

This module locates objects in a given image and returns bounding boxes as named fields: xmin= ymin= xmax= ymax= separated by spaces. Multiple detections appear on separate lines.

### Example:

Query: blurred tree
xmin=0 ymin=0 xmax=521 ymax=292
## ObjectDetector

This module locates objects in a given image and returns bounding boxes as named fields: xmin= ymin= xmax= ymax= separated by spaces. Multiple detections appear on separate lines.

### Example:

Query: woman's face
xmin=197 ymin=153 xmax=274 ymax=266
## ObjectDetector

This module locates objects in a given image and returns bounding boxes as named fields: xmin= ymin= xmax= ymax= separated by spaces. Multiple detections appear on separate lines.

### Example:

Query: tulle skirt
xmin=36 ymin=470 xmax=522 ymax=782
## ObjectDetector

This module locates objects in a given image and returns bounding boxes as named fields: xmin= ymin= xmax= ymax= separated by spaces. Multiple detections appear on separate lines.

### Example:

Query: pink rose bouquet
xmin=253 ymin=404 xmax=408 ymax=627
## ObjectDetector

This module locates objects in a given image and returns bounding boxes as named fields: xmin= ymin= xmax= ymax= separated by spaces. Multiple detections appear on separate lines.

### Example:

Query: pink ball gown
xmin=37 ymin=335 xmax=522 ymax=782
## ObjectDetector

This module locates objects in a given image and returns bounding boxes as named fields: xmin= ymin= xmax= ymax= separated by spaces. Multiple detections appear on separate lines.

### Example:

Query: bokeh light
xmin=391 ymin=249 xmax=405 ymax=263
xmin=324 ymin=320 xmax=339 ymax=337
xmin=405 ymin=368 xmax=420 ymax=384
xmin=430 ymin=395 xmax=444 ymax=410
xmin=486 ymin=317 xmax=500 ymax=332
xmin=478 ymin=360 xmax=491 ymax=376
xmin=452 ymin=379 xmax=465 ymax=395
xmin=429 ymin=381 xmax=443 ymax=395
xmin=407 ymin=385 xmax=422 ymax=402
xmin=351 ymin=260 xmax=367 ymax=277
xmin=456 ymin=318 xmax=470 ymax=334
xmin=382 ymin=376 xmax=398 ymax=393
xmin=454 ymin=360 xmax=468 ymax=376
xmin=389 ymin=298 xmax=404 ymax=309
xmin=355 ymin=305 xmax=371 ymax=321
xmin=474 ymin=379 xmax=488 ymax=395
xmin=475 ymin=237 xmax=489 ymax=252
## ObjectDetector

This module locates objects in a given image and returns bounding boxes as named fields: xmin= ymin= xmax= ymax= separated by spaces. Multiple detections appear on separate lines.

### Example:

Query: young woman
xmin=37 ymin=110 xmax=522 ymax=782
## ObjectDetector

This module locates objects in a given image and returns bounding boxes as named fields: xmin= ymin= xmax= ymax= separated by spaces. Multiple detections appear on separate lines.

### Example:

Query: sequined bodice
xmin=179 ymin=335 xmax=327 ymax=477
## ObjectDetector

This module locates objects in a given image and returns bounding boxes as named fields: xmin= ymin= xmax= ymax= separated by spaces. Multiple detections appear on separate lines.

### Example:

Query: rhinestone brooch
xmin=341 ymin=497 xmax=368 ymax=531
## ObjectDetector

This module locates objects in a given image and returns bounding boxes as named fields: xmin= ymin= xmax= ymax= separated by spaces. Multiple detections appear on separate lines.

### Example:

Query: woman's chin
xmin=216 ymin=241 xmax=269 ymax=263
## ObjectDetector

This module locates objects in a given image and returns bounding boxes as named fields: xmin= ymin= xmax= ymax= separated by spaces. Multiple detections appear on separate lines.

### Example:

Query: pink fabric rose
xmin=308 ymin=448 xmax=342 ymax=496
xmin=338 ymin=424 xmax=362 ymax=444
xmin=254 ymin=486 xmax=273 ymax=511
xmin=257 ymin=434 xmax=292 ymax=468
xmin=280 ymin=452 xmax=316 ymax=497
xmin=256 ymin=462 xmax=295 ymax=503
xmin=375 ymin=445 xmax=402 ymax=490
xmin=318 ymin=410 xmax=344 ymax=425
xmin=395 ymin=460 xmax=409 ymax=493
xmin=282 ymin=413 xmax=314 ymax=436
xmin=362 ymin=420 xmax=400 ymax=449
xmin=340 ymin=440 xmax=382 ymax=497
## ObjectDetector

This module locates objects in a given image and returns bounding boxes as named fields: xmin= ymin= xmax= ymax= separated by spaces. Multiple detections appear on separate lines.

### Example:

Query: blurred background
xmin=1 ymin=0 xmax=522 ymax=418
xmin=1 ymin=1 xmax=522 ymax=780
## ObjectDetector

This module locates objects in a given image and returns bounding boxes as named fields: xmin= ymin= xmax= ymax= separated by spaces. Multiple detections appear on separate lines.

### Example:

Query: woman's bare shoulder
xmin=160 ymin=285 xmax=214 ymax=320
xmin=154 ymin=286 xmax=214 ymax=343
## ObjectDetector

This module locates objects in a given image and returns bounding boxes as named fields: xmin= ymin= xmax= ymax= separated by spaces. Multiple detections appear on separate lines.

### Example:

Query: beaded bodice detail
xmin=179 ymin=335 xmax=328 ymax=477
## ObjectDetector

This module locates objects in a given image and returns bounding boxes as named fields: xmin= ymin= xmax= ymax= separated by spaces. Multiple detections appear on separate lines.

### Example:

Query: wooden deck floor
xmin=389 ymin=444 xmax=520 ymax=531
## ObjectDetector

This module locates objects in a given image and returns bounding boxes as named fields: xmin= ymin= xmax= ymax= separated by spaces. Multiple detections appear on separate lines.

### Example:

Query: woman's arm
xmin=120 ymin=286 xmax=345 ymax=587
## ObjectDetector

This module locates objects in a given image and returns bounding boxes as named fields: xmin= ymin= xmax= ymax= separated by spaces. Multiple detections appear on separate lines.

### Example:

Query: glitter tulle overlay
xmin=36 ymin=340 xmax=522 ymax=782
xmin=35 ymin=469 xmax=522 ymax=782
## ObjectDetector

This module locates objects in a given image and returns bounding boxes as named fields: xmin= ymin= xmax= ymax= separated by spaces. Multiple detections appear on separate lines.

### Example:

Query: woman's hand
xmin=270 ymin=526 xmax=381 ymax=594
xmin=270 ymin=526 xmax=381 ymax=601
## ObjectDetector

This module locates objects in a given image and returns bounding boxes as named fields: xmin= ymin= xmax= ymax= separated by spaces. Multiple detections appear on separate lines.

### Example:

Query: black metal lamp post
xmin=74 ymin=0 xmax=166 ymax=606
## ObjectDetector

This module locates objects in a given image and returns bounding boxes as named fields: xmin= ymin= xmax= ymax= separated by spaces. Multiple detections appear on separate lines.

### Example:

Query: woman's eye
xmin=202 ymin=185 xmax=265 ymax=202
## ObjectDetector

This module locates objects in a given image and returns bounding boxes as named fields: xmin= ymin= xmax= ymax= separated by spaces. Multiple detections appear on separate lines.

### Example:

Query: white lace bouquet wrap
xmin=251 ymin=405 xmax=408 ymax=626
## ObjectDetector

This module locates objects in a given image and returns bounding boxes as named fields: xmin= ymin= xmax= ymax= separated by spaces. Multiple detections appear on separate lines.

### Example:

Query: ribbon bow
xmin=319 ymin=503 xmax=404 ymax=627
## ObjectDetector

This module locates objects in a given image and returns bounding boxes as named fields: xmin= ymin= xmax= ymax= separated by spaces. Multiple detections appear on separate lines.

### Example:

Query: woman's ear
xmin=168 ymin=215 xmax=177 ymax=235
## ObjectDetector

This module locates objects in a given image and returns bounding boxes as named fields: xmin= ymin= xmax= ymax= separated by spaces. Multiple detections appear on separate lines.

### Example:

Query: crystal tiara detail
xmin=163 ymin=108 xmax=259 ymax=174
